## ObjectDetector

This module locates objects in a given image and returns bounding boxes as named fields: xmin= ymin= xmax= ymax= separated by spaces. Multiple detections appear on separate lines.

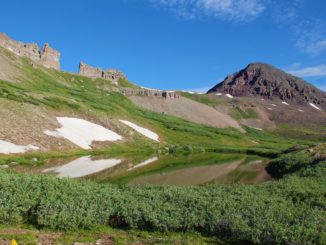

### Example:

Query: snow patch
xmin=128 ymin=157 xmax=158 ymax=171
xmin=119 ymin=120 xmax=159 ymax=142
xmin=43 ymin=156 xmax=122 ymax=178
xmin=215 ymin=93 xmax=222 ymax=96
xmin=267 ymin=107 xmax=273 ymax=111
xmin=0 ymin=140 xmax=39 ymax=154
xmin=140 ymin=86 xmax=157 ymax=91
xmin=182 ymin=90 xmax=203 ymax=95
xmin=44 ymin=117 xmax=122 ymax=149
xmin=309 ymin=103 xmax=322 ymax=111
xmin=282 ymin=101 xmax=289 ymax=105
xmin=225 ymin=94 xmax=234 ymax=98
xmin=271 ymin=104 xmax=277 ymax=107
xmin=298 ymin=109 xmax=304 ymax=112
xmin=248 ymin=126 xmax=263 ymax=131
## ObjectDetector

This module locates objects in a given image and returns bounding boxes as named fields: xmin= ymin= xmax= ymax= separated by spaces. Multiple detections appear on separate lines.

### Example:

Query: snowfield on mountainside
xmin=44 ymin=117 xmax=122 ymax=149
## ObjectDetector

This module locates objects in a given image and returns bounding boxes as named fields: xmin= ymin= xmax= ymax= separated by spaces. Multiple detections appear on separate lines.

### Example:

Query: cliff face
xmin=78 ymin=61 xmax=126 ymax=85
xmin=40 ymin=43 xmax=60 ymax=70
xmin=208 ymin=63 xmax=326 ymax=108
xmin=0 ymin=33 xmax=60 ymax=70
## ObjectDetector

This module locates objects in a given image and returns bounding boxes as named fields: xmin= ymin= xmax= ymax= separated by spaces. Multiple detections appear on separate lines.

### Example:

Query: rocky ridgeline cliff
xmin=120 ymin=88 xmax=180 ymax=99
xmin=0 ymin=33 xmax=60 ymax=70
xmin=79 ymin=61 xmax=127 ymax=85
xmin=0 ymin=33 xmax=179 ymax=99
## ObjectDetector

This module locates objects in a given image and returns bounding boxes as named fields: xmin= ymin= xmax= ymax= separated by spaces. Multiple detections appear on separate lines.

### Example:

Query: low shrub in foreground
xmin=0 ymin=166 xmax=325 ymax=244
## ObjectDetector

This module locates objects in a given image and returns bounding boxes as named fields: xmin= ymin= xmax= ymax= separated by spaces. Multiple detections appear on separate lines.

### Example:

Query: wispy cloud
xmin=151 ymin=0 xmax=267 ymax=21
xmin=294 ymin=20 xmax=326 ymax=56
xmin=267 ymin=1 xmax=326 ymax=57
xmin=184 ymin=86 xmax=212 ymax=93
xmin=287 ymin=64 xmax=326 ymax=77
xmin=271 ymin=0 xmax=304 ymax=23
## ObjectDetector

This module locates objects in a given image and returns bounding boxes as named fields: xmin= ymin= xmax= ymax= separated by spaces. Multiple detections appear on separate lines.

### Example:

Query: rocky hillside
xmin=207 ymin=63 xmax=326 ymax=110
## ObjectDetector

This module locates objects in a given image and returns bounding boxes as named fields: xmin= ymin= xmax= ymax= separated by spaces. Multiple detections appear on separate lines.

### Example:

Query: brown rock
xmin=0 ymin=32 xmax=60 ymax=70
xmin=78 ymin=61 xmax=126 ymax=85
xmin=207 ymin=63 xmax=326 ymax=110
xmin=40 ymin=43 xmax=60 ymax=70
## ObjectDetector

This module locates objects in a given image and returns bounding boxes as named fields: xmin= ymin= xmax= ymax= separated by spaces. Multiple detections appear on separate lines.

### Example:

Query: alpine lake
xmin=11 ymin=152 xmax=272 ymax=186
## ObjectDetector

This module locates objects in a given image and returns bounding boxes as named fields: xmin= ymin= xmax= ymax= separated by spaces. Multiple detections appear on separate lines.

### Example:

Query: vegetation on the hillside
xmin=180 ymin=92 xmax=222 ymax=108
xmin=230 ymin=106 xmax=258 ymax=120
xmin=0 ymin=47 xmax=325 ymax=244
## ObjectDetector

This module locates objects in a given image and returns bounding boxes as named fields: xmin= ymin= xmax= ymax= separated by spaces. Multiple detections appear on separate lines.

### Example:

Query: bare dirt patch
xmin=130 ymin=96 xmax=243 ymax=132
xmin=0 ymin=48 xmax=23 ymax=83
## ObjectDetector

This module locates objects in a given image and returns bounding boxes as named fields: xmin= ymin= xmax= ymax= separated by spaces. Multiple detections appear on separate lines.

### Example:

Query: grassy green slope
xmin=0 ymin=47 xmax=325 ymax=244
xmin=0 ymin=46 xmax=306 ymax=156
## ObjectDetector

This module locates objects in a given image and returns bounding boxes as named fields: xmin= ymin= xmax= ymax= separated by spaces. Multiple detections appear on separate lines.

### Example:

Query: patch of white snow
xmin=0 ymin=140 xmax=39 ymax=154
xmin=249 ymin=126 xmax=263 ymax=131
xmin=225 ymin=94 xmax=234 ymax=98
xmin=282 ymin=101 xmax=289 ymax=105
xmin=309 ymin=103 xmax=322 ymax=111
xmin=44 ymin=117 xmax=122 ymax=149
xmin=119 ymin=120 xmax=159 ymax=142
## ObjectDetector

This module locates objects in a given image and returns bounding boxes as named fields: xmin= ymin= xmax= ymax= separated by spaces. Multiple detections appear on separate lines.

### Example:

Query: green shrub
xmin=0 ymin=165 xmax=325 ymax=244
xmin=266 ymin=151 xmax=315 ymax=178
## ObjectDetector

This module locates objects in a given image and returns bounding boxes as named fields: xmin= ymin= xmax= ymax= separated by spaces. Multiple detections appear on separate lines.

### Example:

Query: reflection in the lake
xmin=12 ymin=153 xmax=271 ymax=185
xmin=43 ymin=156 xmax=122 ymax=178
xmin=128 ymin=157 xmax=158 ymax=171
xmin=129 ymin=158 xmax=271 ymax=186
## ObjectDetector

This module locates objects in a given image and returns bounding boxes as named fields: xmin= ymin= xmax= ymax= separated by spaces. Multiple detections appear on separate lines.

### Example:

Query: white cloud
xmin=151 ymin=0 xmax=266 ymax=21
xmin=184 ymin=86 xmax=212 ymax=93
xmin=295 ymin=20 xmax=326 ymax=56
xmin=271 ymin=0 xmax=304 ymax=23
xmin=287 ymin=64 xmax=326 ymax=77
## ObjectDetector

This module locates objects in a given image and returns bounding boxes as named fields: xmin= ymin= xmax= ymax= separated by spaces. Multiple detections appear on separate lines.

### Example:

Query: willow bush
xmin=0 ymin=151 xmax=325 ymax=244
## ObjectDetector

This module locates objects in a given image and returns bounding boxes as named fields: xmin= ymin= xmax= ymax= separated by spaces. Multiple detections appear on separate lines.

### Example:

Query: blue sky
xmin=0 ymin=0 xmax=325 ymax=91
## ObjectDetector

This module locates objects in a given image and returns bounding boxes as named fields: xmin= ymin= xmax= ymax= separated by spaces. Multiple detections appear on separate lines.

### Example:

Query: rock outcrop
xmin=78 ymin=61 xmax=126 ymax=85
xmin=0 ymin=33 xmax=60 ymax=70
xmin=40 ymin=43 xmax=60 ymax=70
xmin=120 ymin=88 xmax=179 ymax=99
xmin=207 ymin=63 xmax=326 ymax=108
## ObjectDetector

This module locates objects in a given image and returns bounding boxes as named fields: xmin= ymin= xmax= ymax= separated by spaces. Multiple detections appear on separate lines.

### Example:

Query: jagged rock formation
xmin=207 ymin=63 xmax=326 ymax=108
xmin=0 ymin=33 xmax=60 ymax=70
xmin=120 ymin=88 xmax=179 ymax=99
xmin=40 ymin=43 xmax=60 ymax=70
xmin=78 ymin=61 xmax=126 ymax=85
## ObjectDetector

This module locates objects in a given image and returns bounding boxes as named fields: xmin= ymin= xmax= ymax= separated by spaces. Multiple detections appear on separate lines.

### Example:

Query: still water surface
xmin=12 ymin=153 xmax=271 ymax=185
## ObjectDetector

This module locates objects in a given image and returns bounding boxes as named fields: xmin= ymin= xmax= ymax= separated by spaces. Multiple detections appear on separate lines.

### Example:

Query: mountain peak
xmin=207 ymin=63 xmax=326 ymax=108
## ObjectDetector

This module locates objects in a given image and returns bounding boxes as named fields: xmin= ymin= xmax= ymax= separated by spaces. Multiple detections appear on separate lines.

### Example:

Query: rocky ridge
xmin=207 ymin=63 xmax=326 ymax=109
xmin=0 ymin=32 xmax=60 ymax=70
xmin=78 ymin=61 xmax=127 ymax=85
xmin=0 ymin=33 xmax=179 ymax=99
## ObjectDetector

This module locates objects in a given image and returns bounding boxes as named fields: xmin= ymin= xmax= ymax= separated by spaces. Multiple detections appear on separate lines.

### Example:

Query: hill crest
xmin=207 ymin=63 xmax=326 ymax=109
